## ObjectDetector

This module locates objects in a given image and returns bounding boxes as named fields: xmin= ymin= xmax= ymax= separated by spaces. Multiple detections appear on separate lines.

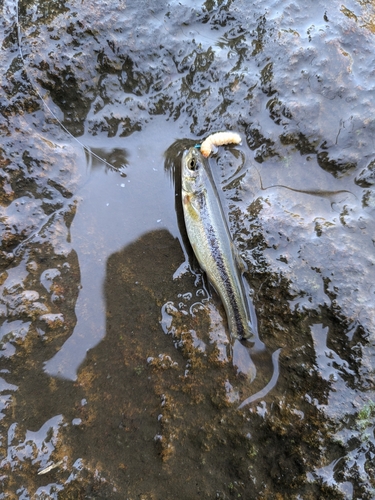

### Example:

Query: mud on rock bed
xmin=1 ymin=0 xmax=375 ymax=498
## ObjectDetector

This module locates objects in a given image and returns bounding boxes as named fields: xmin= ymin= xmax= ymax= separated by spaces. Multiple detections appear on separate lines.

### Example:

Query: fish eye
xmin=188 ymin=158 xmax=198 ymax=171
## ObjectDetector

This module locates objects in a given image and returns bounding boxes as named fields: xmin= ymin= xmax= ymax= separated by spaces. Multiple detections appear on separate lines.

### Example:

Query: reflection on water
xmin=1 ymin=0 xmax=375 ymax=497
xmin=44 ymin=125 xmax=180 ymax=380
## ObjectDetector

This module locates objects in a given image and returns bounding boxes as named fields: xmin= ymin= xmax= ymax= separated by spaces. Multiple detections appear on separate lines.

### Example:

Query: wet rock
xmin=39 ymin=313 xmax=64 ymax=328
xmin=355 ymin=159 xmax=375 ymax=187
xmin=2 ymin=0 xmax=375 ymax=497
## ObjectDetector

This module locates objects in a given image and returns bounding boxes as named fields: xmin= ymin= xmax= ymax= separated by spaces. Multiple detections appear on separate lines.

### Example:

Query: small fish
xmin=181 ymin=147 xmax=254 ymax=340
xmin=200 ymin=131 xmax=242 ymax=158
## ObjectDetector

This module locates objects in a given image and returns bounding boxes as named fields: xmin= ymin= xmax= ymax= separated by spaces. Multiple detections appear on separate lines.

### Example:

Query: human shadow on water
xmin=164 ymin=139 xmax=280 ymax=402
xmin=71 ymin=228 xmax=265 ymax=497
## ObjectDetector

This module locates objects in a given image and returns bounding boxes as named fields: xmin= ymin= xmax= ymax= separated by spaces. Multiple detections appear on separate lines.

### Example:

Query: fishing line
xmin=254 ymin=166 xmax=357 ymax=199
xmin=14 ymin=0 xmax=118 ymax=171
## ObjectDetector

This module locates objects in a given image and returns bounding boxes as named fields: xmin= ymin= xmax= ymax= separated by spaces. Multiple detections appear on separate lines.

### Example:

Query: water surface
xmin=1 ymin=0 xmax=375 ymax=498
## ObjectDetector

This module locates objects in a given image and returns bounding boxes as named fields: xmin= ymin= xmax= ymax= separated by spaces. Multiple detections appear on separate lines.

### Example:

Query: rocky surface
xmin=1 ymin=0 xmax=375 ymax=498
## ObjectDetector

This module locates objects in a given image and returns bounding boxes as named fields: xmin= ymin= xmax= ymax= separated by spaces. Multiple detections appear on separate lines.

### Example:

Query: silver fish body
xmin=181 ymin=147 xmax=254 ymax=340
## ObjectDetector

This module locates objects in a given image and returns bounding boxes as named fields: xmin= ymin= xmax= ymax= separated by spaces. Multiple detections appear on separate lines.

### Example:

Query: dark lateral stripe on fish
xmin=203 ymin=202 xmax=248 ymax=338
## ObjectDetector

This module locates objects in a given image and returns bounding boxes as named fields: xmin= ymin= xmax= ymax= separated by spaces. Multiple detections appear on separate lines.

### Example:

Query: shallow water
xmin=1 ymin=0 xmax=375 ymax=498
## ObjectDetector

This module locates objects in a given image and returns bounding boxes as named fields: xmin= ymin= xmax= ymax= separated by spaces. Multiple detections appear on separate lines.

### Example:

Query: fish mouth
xmin=181 ymin=149 xmax=191 ymax=170
xmin=182 ymin=149 xmax=190 ymax=161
